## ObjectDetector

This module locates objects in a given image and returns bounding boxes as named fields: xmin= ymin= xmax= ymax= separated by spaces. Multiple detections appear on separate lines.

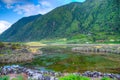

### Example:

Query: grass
xmin=101 ymin=77 xmax=112 ymax=80
xmin=25 ymin=42 xmax=46 ymax=46
xmin=0 ymin=75 xmax=25 ymax=80
xmin=0 ymin=54 xmax=4 ymax=56
xmin=59 ymin=75 xmax=90 ymax=80
xmin=39 ymin=38 xmax=120 ymax=44
xmin=59 ymin=75 xmax=113 ymax=80
xmin=0 ymin=75 xmax=113 ymax=80
xmin=0 ymin=76 xmax=9 ymax=80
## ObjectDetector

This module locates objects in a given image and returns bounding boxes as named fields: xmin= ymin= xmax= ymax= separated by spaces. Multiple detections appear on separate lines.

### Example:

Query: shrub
xmin=0 ymin=75 xmax=24 ymax=80
xmin=0 ymin=76 xmax=9 ymax=80
xmin=16 ymin=75 xmax=24 ymax=80
xmin=12 ymin=78 xmax=18 ymax=80
xmin=0 ymin=42 xmax=4 ymax=48
xmin=101 ymin=77 xmax=112 ymax=80
xmin=11 ymin=44 xmax=21 ymax=50
xmin=59 ymin=75 xmax=90 ymax=80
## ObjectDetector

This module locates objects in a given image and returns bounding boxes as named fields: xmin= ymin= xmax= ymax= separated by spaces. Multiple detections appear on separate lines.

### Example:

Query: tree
xmin=0 ymin=42 xmax=4 ymax=48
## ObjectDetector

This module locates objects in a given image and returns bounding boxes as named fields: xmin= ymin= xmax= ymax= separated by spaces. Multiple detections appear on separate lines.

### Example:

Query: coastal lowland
xmin=0 ymin=42 xmax=120 ymax=80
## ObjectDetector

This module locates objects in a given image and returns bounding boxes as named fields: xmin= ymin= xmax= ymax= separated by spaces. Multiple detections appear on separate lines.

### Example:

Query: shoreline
xmin=0 ymin=65 xmax=120 ymax=80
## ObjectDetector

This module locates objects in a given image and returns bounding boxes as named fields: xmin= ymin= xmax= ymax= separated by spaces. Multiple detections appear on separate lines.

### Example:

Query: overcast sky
xmin=0 ymin=0 xmax=85 ymax=34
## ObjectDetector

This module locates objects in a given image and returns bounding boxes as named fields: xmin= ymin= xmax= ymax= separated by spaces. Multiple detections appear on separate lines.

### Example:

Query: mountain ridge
xmin=0 ymin=0 xmax=120 ymax=42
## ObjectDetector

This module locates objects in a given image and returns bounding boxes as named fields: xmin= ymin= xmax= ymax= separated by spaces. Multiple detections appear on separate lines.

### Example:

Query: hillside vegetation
xmin=0 ymin=0 xmax=120 ymax=43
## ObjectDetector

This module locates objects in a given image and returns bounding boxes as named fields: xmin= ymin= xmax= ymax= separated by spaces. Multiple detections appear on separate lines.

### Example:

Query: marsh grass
xmin=23 ymin=46 xmax=120 ymax=73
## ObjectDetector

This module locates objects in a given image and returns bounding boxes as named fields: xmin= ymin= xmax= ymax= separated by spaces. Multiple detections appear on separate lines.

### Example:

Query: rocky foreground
xmin=0 ymin=65 xmax=120 ymax=80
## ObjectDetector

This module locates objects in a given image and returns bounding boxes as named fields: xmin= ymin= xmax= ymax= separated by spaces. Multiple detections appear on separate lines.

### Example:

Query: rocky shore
xmin=0 ymin=65 xmax=120 ymax=80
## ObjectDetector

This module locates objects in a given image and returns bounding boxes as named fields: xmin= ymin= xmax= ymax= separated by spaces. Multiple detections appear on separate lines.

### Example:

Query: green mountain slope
xmin=0 ymin=0 xmax=120 ymax=42
xmin=0 ymin=14 xmax=42 ymax=41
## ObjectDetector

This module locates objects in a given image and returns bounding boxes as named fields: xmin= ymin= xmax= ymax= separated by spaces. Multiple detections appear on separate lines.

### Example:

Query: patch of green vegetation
xmin=101 ymin=77 xmax=112 ymax=80
xmin=0 ymin=76 xmax=9 ymax=80
xmin=40 ymin=38 xmax=67 ymax=44
xmin=0 ymin=75 xmax=24 ymax=80
xmin=0 ymin=42 xmax=5 ymax=48
xmin=25 ymin=42 xmax=46 ymax=46
xmin=24 ymin=53 xmax=69 ymax=67
xmin=13 ymin=75 xmax=24 ymax=80
xmin=59 ymin=75 xmax=90 ymax=80
xmin=39 ymin=37 xmax=120 ymax=44
xmin=11 ymin=44 xmax=21 ymax=50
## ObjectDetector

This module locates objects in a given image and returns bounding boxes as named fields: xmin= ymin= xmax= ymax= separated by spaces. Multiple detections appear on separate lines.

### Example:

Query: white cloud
xmin=0 ymin=20 xmax=12 ymax=34
xmin=2 ymin=0 xmax=15 ymax=4
xmin=2 ymin=0 xmax=17 ymax=9
xmin=40 ymin=1 xmax=51 ymax=8
xmin=13 ymin=3 xmax=53 ymax=16
xmin=13 ymin=4 xmax=41 ymax=16
xmin=2 ymin=0 xmax=54 ymax=16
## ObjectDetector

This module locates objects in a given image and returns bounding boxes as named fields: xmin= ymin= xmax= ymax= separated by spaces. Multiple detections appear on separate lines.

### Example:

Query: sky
xmin=0 ymin=0 xmax=85 ymax=34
